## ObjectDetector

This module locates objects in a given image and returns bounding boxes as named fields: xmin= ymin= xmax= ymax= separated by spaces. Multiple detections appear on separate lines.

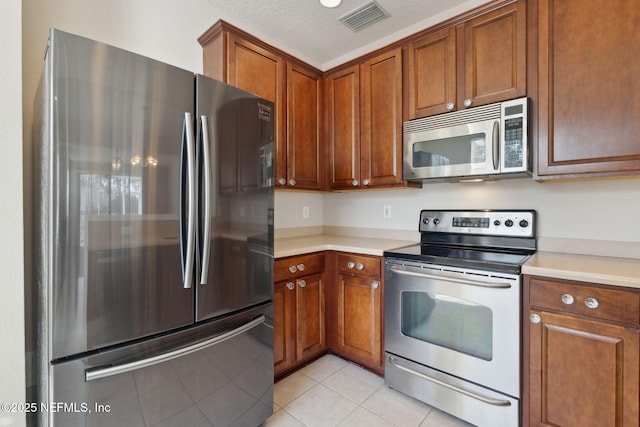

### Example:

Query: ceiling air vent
xmin=339 ymin=1 xmax=390 ymax=32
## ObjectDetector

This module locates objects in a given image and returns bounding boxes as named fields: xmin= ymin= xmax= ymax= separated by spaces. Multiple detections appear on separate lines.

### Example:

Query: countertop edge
xmin=523 ymin=252 xmax=640 ymax=290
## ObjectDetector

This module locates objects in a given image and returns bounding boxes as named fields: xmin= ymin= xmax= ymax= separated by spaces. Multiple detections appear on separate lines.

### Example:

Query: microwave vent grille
xmin=404 ymin=102 xmax=501 ymax=134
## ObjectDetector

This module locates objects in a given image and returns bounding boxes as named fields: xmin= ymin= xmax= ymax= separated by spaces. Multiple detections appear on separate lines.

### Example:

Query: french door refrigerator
xmin=31 ymin=29 xmax=275 ymax=427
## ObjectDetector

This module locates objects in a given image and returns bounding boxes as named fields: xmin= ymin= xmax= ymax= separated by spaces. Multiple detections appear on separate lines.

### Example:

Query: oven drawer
xmin=337 ymin=253 xmax=381 ymax=278
xmin=528 ymin=276 xmax=640 ymax=325
xmin=275 ymin=252 xmax=324 ymax=281
xmin=385 ymin=353 xmax=519 ymax=427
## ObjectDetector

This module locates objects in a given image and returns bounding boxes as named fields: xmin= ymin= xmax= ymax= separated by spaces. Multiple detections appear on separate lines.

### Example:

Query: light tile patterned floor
xmin=262 ymin=354 xmax=475 ymax=427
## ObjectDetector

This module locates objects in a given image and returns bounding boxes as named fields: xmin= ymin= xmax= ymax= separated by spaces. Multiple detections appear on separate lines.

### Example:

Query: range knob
xmin=422 ymin=218 xmax=429 ymax=225
xmin=493 ymin=220 xmax=501 ymax=226
xmin=504 ymin=219 xmax=514 ymax=227
xmin=519 ymin=219 xmax=529 ymax=228
xmin=433 ymin=218 xmax=440 ymax=225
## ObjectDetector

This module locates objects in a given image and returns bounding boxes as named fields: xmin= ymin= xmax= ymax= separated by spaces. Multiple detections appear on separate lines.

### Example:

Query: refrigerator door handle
xmin=85 ymin=315 xmax=266 ymax=382
xmin=181 ymin=112 xmax=196 ymax=289
xmin=199 ymin=115 xmax=212 ymax=285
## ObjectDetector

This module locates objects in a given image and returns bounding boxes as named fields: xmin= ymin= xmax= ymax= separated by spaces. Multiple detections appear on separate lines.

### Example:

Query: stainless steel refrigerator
xmin=31 ymin=29 xmax=275 ymax=427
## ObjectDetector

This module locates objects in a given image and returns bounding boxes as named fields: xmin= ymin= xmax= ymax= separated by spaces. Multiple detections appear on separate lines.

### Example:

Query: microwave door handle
xmin=492 ymin=120 xmax=499 ymax=171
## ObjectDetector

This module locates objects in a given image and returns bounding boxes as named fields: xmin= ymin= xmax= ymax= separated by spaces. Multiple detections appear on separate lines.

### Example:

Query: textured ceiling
xmin=198 ymin=0 xmax=492 ymax=70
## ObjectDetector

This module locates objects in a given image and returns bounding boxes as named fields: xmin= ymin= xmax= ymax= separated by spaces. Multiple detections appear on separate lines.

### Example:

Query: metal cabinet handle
xmin=363 ymin=179 xmax=369 ymax=186
xmin=278 ymin=178 xmax=286 ymax=186
xmin=286 ymin=282 xmax=295 ymax=290
xmin=298 ymin=279 xmax=307 ymax=288
xmin=529 ymin=313 xmax=541 ymax=324
xmin=371 ymin=281 xmax=379 ymax=290
xmin=347 ymin=262 xmax=355 ymax=269
xmin=464 ymin=98 xmax=472 ymax=107
xmin=446 ymin=102 xmax=455 ymax=110
xmin=289 ymin=179 xmax=296 ymax=186
xmin=297 ymin=263 xmax=305 ymax=272
xmin=584 ymin=297 xmax=599 ymax=309
xmin=561 ymin=294 xmax=574 ymax=305
xmin=288 ymin=265 xmax=297 ymax=273
xmin=352 ymin=179 xmax=359 ymax=186
xmin=356 ymin=263 xmax=364 ymax=271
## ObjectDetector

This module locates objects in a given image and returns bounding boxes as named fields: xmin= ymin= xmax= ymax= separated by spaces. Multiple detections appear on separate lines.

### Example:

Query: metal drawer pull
xmin=86 ymin=315 xmax=266 ymax=382
xmin=286 ymin=282 xmax=295 ymax=290
xmin=371 ymin=281 xmax=380 ymax=290
xmin=584 ymin=297 xmax=599 ymax=309
xmin=561 ymin=294 xmax=574 ymax=305
xmin=297 ymin=263 xmax=305 ymax=271
xmin=388 ymin=356 xmax=511 ymax=407
xmin=347 ymin=262 xmax=355 ymax=269
xmin=298 ymin=279 xmax=307 ymax=288
xmin=356 ymin=263 xmax=364 ymax=270
xmin=529 ymin=313 xmax=541 ymax=324
xmin=388 ymin=266 xmax=511 ymax=289
xmin=288 ymin=265 xmax=297 ymax=273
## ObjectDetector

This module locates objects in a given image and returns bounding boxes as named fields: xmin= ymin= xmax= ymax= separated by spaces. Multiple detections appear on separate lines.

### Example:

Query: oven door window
xmin=401 ymin=291 xmax=492 ymax=361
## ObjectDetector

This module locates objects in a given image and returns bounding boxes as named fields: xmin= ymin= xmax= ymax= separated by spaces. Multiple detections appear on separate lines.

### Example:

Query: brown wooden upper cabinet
xmin=199 ymin=21 xmax=324 ymax=191
xmin=405 ymin=0 xmax=526 ymax=120
xmin=326 ymin=48 xmax=406 ymax=190
xmin=533 ymin=0 xmax=640 ymax=179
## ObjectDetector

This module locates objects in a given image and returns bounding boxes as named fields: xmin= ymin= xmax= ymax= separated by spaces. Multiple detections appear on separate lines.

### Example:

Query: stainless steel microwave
xmin=403 ymin=97 xmax=530 ymax=182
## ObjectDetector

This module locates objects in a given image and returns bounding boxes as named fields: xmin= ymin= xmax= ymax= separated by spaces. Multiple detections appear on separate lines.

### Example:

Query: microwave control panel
xmin=500 ymin=98 xmax=528 ymax=172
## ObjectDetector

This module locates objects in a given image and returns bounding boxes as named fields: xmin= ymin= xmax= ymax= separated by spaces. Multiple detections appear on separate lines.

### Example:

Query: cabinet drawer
xmin=275 ymin=252 xmax=324 ymax=281
xmin=337 ymin=253 xmax=381 ymax=278
xmin=529 ymin=277 xmax=640 ymax=325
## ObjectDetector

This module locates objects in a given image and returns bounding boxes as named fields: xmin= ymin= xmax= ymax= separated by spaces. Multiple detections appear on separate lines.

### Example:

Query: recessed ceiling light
xmin=320 ymin=0 xmax=341 ymax=8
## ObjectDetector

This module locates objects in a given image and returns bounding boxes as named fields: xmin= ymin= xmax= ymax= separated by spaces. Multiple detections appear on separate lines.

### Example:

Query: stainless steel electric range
xmin=383 ymin=209 xmax=536 ymax=427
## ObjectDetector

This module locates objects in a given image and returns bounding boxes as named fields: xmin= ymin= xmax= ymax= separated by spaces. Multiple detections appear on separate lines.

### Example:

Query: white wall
xmin=1 ymin=0 xmax=26 ymax=425
xmin=318 ymin=177 xmax=640 ymax=243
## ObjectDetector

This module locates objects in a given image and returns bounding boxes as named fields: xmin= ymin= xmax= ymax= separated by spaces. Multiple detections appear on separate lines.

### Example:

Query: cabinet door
xmin=287 ymin=63 xmax=323 ymax=190
xmin=274 ymin=280 xmax=296 ymax=376
xmin=405 ymin=27 xmax=457 ymax=119
xmin=527 ymin=310 xmax=639 ymax=427
xmin=296 ymin=274 xmax=325 ymax=361
xmin=361 ymin=48 xmax=404 ymax=188
xmin=226 ymin=33 xmax=288 ymax=186
xmin=337 ymin=274 xmax=382 ymax=370
xmin=464 ymin=0 xmax=526 ymax=108
xmin=327 ymin=65 xmax=361 ymax=190
xmin=536 ymin=0 xmax=640 ymax=178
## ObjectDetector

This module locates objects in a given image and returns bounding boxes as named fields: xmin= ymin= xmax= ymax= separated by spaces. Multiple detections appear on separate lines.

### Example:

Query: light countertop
xmin=523 ymin=252 xmax=640 ymax=290
xmin=275 ymin=234 xmax=417 ymax=258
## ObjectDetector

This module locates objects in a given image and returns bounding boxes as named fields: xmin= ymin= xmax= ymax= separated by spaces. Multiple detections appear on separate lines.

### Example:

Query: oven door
xmin=384 ymin=259 xmax=520 ymax=398
xmin=403 ymin=118 xmax=499 ymax=181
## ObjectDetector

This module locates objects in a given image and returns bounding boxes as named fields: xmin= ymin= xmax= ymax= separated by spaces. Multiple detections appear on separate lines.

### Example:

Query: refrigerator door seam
xmin=85 ymin=314 xmax=266 ymax=382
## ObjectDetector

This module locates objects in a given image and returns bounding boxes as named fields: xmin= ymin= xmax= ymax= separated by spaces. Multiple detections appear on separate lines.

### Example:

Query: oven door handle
xmin=388 ymin=266 xmax=511 ymax=289
xmin=388 ymin=356 xmax=512 ymax=407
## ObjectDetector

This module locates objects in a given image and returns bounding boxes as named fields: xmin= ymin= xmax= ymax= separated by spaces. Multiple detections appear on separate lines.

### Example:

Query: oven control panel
xmin=419 ymin=210 xmax=535 ymax=237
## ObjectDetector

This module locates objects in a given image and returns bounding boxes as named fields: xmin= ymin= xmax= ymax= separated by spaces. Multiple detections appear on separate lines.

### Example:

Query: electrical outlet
xmin=302 ymin=206 xmax=310 ymax=219
xmin=383 ymin=205 xmax=391 ymax=218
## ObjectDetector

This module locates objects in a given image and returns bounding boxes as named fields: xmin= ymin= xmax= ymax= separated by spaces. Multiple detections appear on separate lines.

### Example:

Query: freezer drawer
xmin=45 ymin=303 xmax=273 ymax=427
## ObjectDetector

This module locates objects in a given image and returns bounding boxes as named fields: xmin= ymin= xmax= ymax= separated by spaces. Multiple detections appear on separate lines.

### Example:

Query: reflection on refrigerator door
xmin=50 ymin=304 xmax=274 ymax=427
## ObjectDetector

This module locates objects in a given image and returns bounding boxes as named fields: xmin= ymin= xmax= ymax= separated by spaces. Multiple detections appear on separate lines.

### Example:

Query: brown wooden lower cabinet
xmin=326 ymin=252 xmax=384 ymax=374
xmin=524 ymin=275 xmax=640 ymax=427
xmin=274 ymin=253 xmax=325 ymax=377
